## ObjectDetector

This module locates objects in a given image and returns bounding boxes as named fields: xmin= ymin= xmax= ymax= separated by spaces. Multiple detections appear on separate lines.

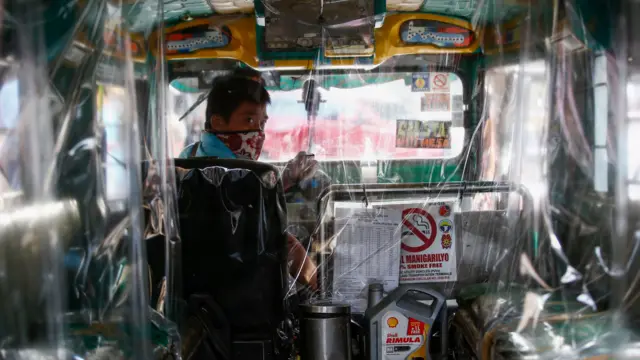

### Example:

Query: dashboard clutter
xmin=365 ymin=286 xmax=448 ymax=360
xmin=300 ymin=302 xmax=352 ymax=360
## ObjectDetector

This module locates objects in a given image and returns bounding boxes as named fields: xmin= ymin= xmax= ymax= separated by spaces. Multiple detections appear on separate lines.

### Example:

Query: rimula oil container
xmin=364 ymin=286 xmax=448 ymax=360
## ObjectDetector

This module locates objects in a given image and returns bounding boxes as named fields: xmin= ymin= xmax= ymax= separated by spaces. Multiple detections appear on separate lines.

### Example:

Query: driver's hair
xmin=204 ymin=67 xmax=271 ymax=129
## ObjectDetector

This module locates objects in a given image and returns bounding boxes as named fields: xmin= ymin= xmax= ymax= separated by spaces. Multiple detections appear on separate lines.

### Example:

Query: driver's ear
xmin=210 ymin=115 xmax=227 ymax=131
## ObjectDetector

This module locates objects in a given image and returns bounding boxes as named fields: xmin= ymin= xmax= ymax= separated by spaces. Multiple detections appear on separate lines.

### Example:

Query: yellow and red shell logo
xmin=387 ymin=317 xmax=399 ymax=328
xmin=441 ymin=233 xmax=452 ymax=249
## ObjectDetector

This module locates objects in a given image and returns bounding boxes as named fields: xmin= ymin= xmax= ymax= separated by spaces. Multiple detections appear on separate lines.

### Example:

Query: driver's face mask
xmin=214 ymin=130 xmax=265 ymax=160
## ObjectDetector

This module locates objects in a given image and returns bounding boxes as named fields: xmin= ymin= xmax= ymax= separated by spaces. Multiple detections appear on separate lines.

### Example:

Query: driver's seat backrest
xmin=148 ymin=157 xmax=291 ymax=360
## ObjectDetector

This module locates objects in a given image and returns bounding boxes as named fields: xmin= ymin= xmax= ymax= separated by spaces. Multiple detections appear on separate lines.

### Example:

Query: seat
xmin=146 ymin=157 xmax=292 ymax=360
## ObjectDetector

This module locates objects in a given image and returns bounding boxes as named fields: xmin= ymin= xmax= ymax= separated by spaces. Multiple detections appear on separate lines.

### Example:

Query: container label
xmin=381 ymin=310 xmax=429 ymax=359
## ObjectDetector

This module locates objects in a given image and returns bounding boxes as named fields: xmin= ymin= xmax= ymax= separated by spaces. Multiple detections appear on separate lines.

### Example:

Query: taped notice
xmin=332 ymin=203 xmax=402 ymax=312
xmin=452 ymin=111 xmax=464 ymax=126
xmin=421 ymin=93 xmax=451 ymax=112
xmin=396 ymin=120 xmax=451 ymax=149
xmin=431 ymin=73 xmax=450 ymax=92
xmin=452 ymin=95 xmax=464 ymax=111
xmin=385 ymin=201 xmax=458 ymax=283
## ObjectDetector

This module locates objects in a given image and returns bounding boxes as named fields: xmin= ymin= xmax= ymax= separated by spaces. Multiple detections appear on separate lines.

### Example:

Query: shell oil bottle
xmin=364 ymin=286 xmax=448 ymax=360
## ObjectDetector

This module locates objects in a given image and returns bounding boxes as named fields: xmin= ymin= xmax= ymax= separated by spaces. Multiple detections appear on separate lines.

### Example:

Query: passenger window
xmin=0 ymin=77 xmax=20 ymax=193
xmin=98 ymin=85 xmax=129 ymax=208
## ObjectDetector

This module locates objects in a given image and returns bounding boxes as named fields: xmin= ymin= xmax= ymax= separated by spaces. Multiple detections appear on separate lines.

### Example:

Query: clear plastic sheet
xmin=0 ymin=0 xmax=178 ymax=359
xmin=2 ymin=0 xmax=640 ymax=359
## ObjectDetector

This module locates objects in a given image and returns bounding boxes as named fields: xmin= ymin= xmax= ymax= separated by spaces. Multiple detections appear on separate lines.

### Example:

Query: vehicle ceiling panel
xmin=124 ymin=0 xmax=526 ymax=33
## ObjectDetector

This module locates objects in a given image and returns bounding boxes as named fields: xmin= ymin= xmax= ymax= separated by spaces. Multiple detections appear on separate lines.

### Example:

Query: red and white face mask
xmin=215 ymin=130 xmax=265 ymax=160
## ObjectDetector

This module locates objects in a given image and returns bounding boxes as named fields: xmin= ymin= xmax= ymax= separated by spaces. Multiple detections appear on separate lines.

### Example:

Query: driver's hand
xmin=282 ymin=151 xmax=319 ymax=191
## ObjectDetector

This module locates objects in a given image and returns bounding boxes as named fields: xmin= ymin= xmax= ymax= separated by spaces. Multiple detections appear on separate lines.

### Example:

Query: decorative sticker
xmin=94 ymin=24 xmax=145 ymax=60
xmin=354 ymin=56 xmax=375 ymax=65
xmin=389 ymin=200 xmax=459 ymax=283
xmin=104 ymin=32 xmax=143 ymax=58
xmin=258 ymin=60 xmax=276 ymax=68
xmin=411 ymin=73 xmax=430 ymax=92
xmin=400 ymin=20 xmax=474 ymax=48
xmin=501 ymin=25 xmax=522 ymax=46
xmin=439 ymin=204 xmax=451 ymax=217
xmin=166 ymin=25 xmax=231 ymax=54
xmin=421 ymin=93 xmax=451 ymax=112
xmin=430 ymin=73 xmax=450 ymax=92
xmin=439 ymin=219 xmax=453 ymax=249
xmin=484 ymin=17 xmax=523 ymax=53
xmin=325 ymin=36 xmax=374 ymax=57
xmin=396 ymin=120 xmax=451 ymax=149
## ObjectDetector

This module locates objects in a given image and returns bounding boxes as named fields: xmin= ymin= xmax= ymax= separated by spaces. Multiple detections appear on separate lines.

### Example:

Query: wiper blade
xmin=178 ymin=90 xmax=210 ymax=122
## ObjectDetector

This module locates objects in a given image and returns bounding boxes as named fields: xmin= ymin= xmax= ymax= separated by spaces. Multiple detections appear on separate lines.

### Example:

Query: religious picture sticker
xmin=396 ymin=120 xmax=451 ymax=149
xmin=412 ymin=73 xmax=431 ymax=92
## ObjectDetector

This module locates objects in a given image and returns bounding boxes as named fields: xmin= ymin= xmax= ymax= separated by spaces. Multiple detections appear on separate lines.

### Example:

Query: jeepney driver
xmin=179 ymin=68 xmax=319 ymax=290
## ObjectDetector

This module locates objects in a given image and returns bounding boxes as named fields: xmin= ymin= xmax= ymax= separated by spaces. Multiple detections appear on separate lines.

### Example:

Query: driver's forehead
xmin=231 ymin=102 xmax=267 ymax=118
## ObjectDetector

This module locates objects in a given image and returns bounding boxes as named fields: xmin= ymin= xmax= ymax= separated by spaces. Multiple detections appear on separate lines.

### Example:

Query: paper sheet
xmin=332 ymin=203 xmax=402 ymax=313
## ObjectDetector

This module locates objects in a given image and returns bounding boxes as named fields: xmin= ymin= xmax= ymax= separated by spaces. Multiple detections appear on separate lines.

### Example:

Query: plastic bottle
xmin=364 ymin=285 xmax=448 ymax=360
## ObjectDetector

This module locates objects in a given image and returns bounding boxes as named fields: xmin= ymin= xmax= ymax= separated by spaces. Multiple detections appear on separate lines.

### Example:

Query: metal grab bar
xmin=314 ymin=181 xmax=535 ymax=298
xmin=317 ymin=181 xmax=533 ymax=210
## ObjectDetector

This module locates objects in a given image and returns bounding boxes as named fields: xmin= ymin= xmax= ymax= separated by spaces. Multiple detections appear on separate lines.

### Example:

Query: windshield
xmin=169 ymin=72 xmax=465 ymax=162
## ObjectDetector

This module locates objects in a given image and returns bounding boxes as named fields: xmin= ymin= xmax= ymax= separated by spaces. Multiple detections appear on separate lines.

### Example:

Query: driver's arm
xmin=287 ymin=233 xmax=317 ymax=290
xmin=281 ymin=152 xmax=319 ymax=192
xmin=279 ymin=152 xmax=325 ymax=290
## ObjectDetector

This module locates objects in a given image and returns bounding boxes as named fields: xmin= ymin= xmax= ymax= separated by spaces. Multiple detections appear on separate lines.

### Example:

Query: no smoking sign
xmin=391 ymin=201 xmax=459 ymax=284
xmin=431 ymin=73 xmax=450 ymax=93
xmin=401 ymin=208 xmax=437 ymax=252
